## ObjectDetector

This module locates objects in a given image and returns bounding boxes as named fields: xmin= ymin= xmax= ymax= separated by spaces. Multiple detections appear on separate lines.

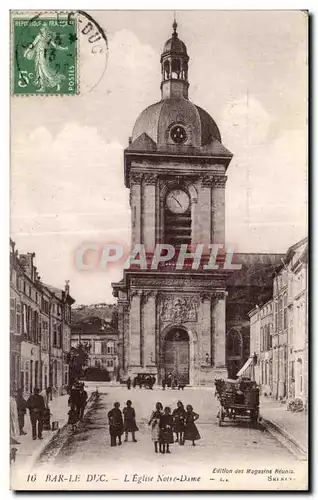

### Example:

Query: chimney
xmin=19 ymin=252 xmax=35 ymax=280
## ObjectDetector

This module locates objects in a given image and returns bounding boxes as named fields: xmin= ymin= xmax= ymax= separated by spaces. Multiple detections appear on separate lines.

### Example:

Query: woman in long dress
xmin=10 ymin=394 xmax=20 ymax=444
xmin=24 ymin=24 xmax=68 ymax=92
xmin=123 ymin=400 xmax=138 ymax=442
xmin=148 ymin=402 xmax=163 ymax=453
xmin=184 ymin=404 xmax=201 ymax=446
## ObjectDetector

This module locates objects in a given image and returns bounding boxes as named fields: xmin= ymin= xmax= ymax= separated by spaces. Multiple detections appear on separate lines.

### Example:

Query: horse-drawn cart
xmin=214 ymin=378 xmax=260 ymax=428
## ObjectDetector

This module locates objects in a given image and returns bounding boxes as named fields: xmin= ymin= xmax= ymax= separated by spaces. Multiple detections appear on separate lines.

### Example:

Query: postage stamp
xmin=12 ymin=13 xmax=78 ymax=95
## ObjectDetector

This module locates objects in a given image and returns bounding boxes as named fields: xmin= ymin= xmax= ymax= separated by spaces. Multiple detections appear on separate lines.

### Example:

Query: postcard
xmin=10 ymin=9 xmax=308 ymax=491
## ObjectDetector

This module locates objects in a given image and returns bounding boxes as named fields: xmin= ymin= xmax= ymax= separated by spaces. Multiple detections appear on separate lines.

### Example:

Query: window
xmin=16 ymin=303 xmax=21 ymax=333
xmin=283 ymin=294 xmax=287 ymax=330
xmin=260 ymin=327 xmax=264 ymax=352
xmin=23 ymin=281 xmax=26 ymax=294
xmin=106 ymin=342 xmax=114 ymax=355
xmin=53 ymin=324 xmax=57 ymax=346
xmin=10 ymin=298 xmax=16 ymax=329
xmin=95 ymin=341 xmax=102 ymax=355
xmin=107 ymin=359 xmax=113 ymax=368
xmin=274 ymin=300 xmax=278 ymax=332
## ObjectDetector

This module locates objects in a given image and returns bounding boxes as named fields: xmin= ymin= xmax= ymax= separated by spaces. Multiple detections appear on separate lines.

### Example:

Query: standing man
xmin=16 ymin=389 xmax=28 ymax=436
xmin=108 ymin=402 xmax=124 ymax=447
xmin=126 ymin=377 xmax=131 ymax=390
xmin=27 ymin=388 xmax=45 ymax=440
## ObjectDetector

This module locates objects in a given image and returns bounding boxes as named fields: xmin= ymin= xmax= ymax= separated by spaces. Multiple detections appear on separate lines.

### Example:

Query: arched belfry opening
xmin=163 ymin=327 xmax=190 ymax=385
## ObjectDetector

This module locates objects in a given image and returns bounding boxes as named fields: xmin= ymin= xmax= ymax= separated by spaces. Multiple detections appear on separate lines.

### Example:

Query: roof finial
xmin=172 ymin=11 xmax=178 ymax=36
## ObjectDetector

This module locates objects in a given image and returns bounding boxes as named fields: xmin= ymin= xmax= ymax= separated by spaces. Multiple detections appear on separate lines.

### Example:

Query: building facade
xmin=71 ymin=317 xmax=119 ymax=380
xmin=112 ymin=21 xmax=233 ymax=385
xmin=248 ymin=238 xmax=308 ymax=405
xmin=9 ymin=241 xmax=75 ymax=397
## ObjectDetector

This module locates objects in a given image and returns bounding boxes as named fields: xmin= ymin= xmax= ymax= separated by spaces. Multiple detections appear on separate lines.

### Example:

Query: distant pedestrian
xmin=138 ymin=377 xmax=142 ymax=389
xmin=10 ymin=389 xmax=20 ymax=444
xmin=171 ymin=375 xmax=177 ymax=390
xmin=127 ymin=377 xmax=131 ymax=390
xmin=27 ymin=388 xmax=45 ymax=440
xmin=184 ymin=405 xmax=200 ymax=446
xmin=162 ymin=377 xmax=166 ymax=391
xmin=167 ymin=372 xmax=172 ymax=388
xmin=172 ymin=401 xmax=186 ymax=444
xmin=148 ymin=402 xmax=163 ymax=453
xmin=123 ymin=400 xmax=138 ymax=442
xmin=159 ymin=407 xmax=174 ymax=454
xmin=108 ymin=402 xmax=124 ymax=447
xmin=133 ymin=377 xmax=137 ymax=389
xmin=16 ymin=389 xmax=27 ymax=436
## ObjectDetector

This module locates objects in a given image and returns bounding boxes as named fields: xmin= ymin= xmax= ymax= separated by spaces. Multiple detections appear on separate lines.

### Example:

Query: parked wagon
xmin=214 ymin=378 xmax=260 ymax=428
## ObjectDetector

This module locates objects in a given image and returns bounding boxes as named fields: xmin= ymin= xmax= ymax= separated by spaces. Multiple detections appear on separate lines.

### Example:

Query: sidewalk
xmin=260 ymin=396 xmax=308 ymax=458
xmin=12 ymin=394 xmax=70 ymax=472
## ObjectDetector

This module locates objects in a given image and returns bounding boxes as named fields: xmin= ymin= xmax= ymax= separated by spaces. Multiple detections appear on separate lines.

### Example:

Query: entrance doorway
xmin=164 ymin=328 xmax=189 ymax=385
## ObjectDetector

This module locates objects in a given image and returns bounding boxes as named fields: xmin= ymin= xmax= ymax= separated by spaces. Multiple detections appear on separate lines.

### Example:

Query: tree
xmin=67 ymin=342 xmax=91 ymax=383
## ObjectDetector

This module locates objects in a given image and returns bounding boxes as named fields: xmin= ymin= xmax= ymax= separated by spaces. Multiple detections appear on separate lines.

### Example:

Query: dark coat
xmin=172 ymin=406 xmax=186 ymax=432
xmin=16 ymin=395 xmax=28 ymax=415
xmin=108 ymin=408 xmax=124 ymax=436
xmin=27 ymin=394 xmax=45 ymax=414
xmin=123 ymin=406 xmax=138 ymax=432
xmin=159 ymin=414 xmax=174 ymax=444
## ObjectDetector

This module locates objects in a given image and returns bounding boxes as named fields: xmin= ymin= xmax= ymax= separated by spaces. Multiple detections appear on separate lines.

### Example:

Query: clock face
xmin=170 ymin=125 xmax=187 ymax=144
xmin=166 ymin=189 xmax=190 ymax=214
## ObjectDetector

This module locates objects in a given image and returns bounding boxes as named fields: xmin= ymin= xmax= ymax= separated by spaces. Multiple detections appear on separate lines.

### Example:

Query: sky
xmin=11 ymin=10 xmax=308 ymax=305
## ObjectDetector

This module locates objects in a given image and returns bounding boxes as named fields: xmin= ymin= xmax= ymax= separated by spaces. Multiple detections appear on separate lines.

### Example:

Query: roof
xmin=131 ymin=98 xmax=222 ymax=148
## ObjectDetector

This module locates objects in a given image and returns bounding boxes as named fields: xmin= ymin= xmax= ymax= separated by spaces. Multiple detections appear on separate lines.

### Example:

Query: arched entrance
xmin=164 ymin=327 xmax=189 ymax=385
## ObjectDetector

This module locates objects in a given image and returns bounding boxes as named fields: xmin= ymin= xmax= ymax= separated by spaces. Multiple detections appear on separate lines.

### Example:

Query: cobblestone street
xmin=16 ymin=384 xmax=306 ymax=491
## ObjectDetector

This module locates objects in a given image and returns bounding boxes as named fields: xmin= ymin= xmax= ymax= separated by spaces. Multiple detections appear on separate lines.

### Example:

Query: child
xmin=68 ymin=407 xmax=78 ymax=431
xmin=123 ymin=400 xmax=138 ymax=442
xmin=159 ymin=406 xmax=174 ymax=454
xmin=184 ymin=404 xmax=200 ymax=446
xmin=172 ymin=401 xmax=186 ymax=444
xmin=148 ymin=402 xmax=163 ymax=453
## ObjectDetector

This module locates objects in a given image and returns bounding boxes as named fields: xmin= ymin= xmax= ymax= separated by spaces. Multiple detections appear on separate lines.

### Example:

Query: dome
xmin=161 ymin=21 xmax=188 ymax=61
xmin=162 ymin=36 xmax=188 ymax=57
xmin=132 ymin=98 xmax=221 ymax=148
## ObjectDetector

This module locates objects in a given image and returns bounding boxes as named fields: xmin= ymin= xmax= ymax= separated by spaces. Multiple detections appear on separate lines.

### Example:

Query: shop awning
xmin=237 ymin=357 xmax=254 ymax=379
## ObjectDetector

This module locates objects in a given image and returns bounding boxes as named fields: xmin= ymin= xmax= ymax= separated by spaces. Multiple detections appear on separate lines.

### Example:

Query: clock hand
xmin=172 ymin=196 xmax=182 ymax=208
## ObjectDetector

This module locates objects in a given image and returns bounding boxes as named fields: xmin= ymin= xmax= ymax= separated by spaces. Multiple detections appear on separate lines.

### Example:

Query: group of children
xmin=148 ymin=401 xmax=200 ymax=454
xmin=107 ymin=399 xmax=200 ymax=454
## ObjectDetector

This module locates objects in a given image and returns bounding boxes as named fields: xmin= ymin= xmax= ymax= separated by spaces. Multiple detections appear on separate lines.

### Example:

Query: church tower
xmin=112 ymin=21 xmax=233 ymax=385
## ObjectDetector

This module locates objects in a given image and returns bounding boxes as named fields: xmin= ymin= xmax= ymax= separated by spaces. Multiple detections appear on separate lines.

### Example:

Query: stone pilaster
xmin=212 ymin=176 xmax=227 ymax=245
xmin=143 ymin=174 xmax=157 ymax=253
xmin=129 ymin=291 xmax=141 ymax=368
xmin=142 ymin=291 xmax=157 ymax=369
xmin=200 ymin=292 xmax=212 ymax=365
xmin=213 ymin=291 xmax=227 ymax=369
xmin=130 ymin=173 xmax=143 ymax=247
xmin=198 ymin=175 xmax=213 ymax=247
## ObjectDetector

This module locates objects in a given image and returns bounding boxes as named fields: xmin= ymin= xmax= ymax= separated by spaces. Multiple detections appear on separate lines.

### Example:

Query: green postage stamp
xmin=12 ymin=13 xmax=78 ymax=95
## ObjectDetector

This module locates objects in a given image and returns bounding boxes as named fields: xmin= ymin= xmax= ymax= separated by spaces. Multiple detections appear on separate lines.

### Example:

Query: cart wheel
xmin=218 ymin=407 xmax=223 ymax=427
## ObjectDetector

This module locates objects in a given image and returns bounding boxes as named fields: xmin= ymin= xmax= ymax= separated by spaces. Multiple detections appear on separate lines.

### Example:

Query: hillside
xmin=71 ymin=303 xmax=117 ymax=325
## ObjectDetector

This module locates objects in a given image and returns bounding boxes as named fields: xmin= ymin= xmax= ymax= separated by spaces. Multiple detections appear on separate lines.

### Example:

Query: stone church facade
xmin=112 ymin=21 xmax=283 ymax=385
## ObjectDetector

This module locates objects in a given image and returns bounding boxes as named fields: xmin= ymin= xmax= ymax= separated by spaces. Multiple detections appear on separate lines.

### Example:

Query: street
xmin=21 ymin=383 xmax=307 ymax=490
